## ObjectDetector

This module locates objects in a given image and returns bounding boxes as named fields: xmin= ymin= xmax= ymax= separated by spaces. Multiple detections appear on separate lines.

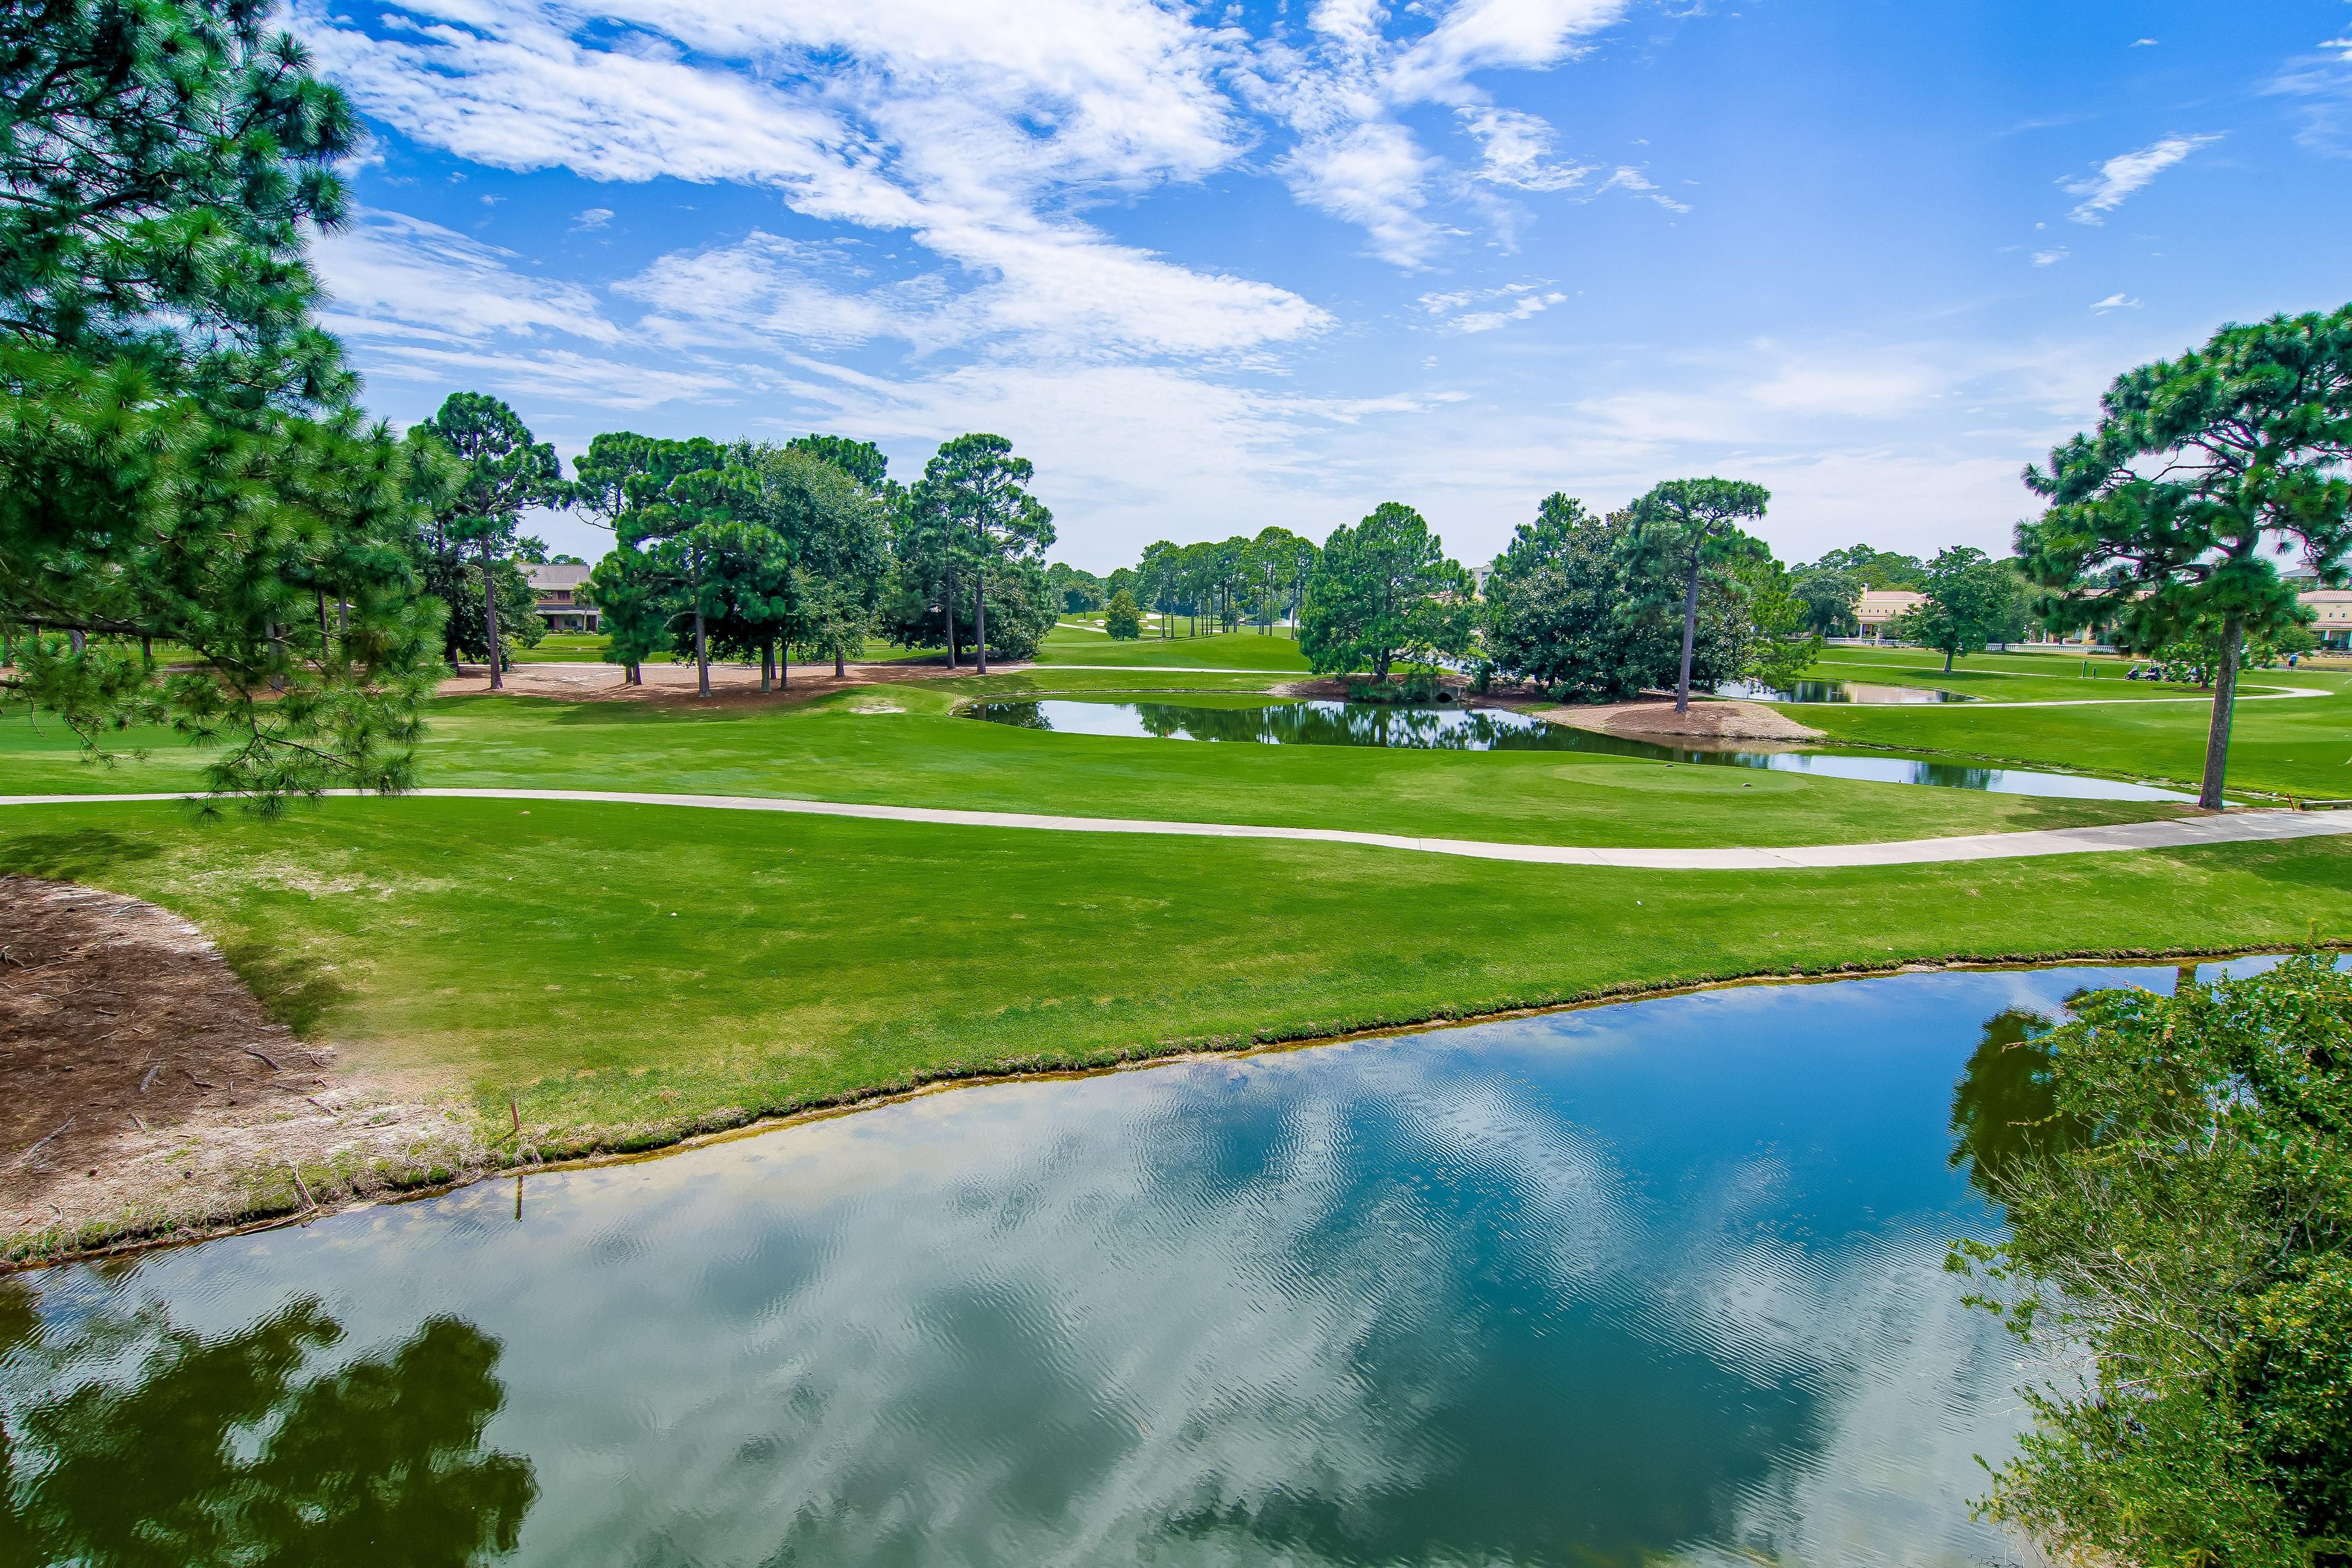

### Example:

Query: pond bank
xmin=10 ymin=904 xmax=2341 ymax=1269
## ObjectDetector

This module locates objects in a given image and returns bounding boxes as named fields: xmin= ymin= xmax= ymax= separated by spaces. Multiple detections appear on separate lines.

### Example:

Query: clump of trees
xmin=1888 ymin=546 xmax=2031 ymax=672
xmin=1126 ymin=528 xmax=1317 ymax=639
xmin=1950 ymin=955 xmax=2352 ymax=1567
xmin=1479 ymin=484 xmax=1819 ymax=704
xmin=1297 ymin=504 xmax=1470 ymax=693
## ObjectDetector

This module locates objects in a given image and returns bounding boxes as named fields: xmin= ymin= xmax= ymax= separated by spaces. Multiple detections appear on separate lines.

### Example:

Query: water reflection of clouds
xmin=11 ymin=969 xmax=2177 ymax=1566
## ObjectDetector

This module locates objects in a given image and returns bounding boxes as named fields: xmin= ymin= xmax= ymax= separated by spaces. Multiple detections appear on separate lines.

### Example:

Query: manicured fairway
xmin=1786 ymin=653 xmax=2352 ymax=801
xmin=6 ymin=796 xmax=2346 ymax=1145
xmin=0 ymin=680 xmax=2187 ymax=848
xmin=1032 ymin=624 xmax=1311 ymax=669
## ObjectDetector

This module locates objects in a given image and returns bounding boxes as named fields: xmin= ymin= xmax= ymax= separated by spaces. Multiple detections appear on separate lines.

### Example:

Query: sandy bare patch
xmin=0 ymin=877 xmax=481 ymax=1260
xmin=437 ymin=658 xmax=1027 ymax=707
xmin=1531 ymin=698 xmax=1826 ymax=742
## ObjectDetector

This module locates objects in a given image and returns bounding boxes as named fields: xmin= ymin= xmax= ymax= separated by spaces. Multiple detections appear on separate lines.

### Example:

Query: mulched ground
xmin=0 ymin=876 xmax=477 ymax=1260
xmin=435 ymin=657 xmax=1021 ymax=707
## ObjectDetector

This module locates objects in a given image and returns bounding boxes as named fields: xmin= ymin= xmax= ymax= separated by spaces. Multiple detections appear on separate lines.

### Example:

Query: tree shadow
xmin=221 ymin=936 xmax=356 ymax=1034
xmin=1947 ymin=1006 xmax=2091 ymax=1204
xmin=0 ymin=1284 xmax=536 ymax=1566
xmin=0 ymin=828 xmax=165 ymax=882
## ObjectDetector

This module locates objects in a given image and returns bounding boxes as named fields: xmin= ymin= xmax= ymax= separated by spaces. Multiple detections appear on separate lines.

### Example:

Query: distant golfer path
xmin=13 ymin=788 xmax=2351 ymax=871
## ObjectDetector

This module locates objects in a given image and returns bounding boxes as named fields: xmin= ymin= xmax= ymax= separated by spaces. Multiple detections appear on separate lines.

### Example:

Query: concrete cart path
xmin=11 ymin=788 xmax=2351 ymax=871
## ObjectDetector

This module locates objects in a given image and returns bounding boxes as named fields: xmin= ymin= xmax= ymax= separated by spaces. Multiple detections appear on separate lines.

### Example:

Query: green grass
xmin=7 ymin=797 xmax=2345 ymax=1146
xmin=1780 ymin=648 xmax=2352 ymax=800
xmin=0 ymin=677 xmax=2187 ymax=848
xmin=1034 ymin=623 xmax=1310 ymax=669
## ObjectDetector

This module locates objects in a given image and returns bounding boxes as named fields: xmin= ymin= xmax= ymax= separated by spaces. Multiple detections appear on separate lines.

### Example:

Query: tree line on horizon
xmin=402 ymin=397 xmax=1063 ymax=698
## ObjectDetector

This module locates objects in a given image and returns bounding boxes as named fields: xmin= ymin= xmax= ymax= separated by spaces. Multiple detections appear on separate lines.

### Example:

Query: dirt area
xmin=0 ymin=877 xmax=481 ymax=1262
xmin=1531 ymin=697 xmax=1826 ymax=743
xmin=437 ymin=657 xmax=1027 ymax=707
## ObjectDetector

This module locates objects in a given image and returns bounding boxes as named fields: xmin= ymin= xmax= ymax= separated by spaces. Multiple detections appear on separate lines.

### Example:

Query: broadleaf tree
xmin=1299 ymin=503 xmax=1472 ymax=682
xmin=1891 ymin=546 xmax=2028 ymax=673
xmin=2019 ymin=305 xmax=2352 ymax=809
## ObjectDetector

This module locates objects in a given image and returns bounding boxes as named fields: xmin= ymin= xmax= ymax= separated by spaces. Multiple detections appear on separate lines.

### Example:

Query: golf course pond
xmin=968 ymin=697 xmax=2197 ymax=801
xmin=4 ymin=961 xmax=2251 ymax=1567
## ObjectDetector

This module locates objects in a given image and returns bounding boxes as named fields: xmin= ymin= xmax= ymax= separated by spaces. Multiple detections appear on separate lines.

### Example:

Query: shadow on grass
xmin=221 ymin=935 xmax=355 ymax=1034
xmin=0 ymin=828 xmax=165 ymax=881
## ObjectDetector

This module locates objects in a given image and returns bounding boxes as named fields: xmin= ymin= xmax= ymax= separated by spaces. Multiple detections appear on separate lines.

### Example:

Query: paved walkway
xmin=13 ymin=788 xmax=2351 ymax=871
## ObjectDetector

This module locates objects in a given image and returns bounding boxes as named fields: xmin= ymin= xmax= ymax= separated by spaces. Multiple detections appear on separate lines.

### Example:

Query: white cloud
xmin=619 ymin=224 xmax=1330 ymax=362
xmin=1458 ymin=106 xmax=1593 ymax=191
xmin=2090 ymin=292 xmax=2141 ymax=311
xmin=355 ymin=342 xmax=739 ymax=409
xmin=2063 ymin=133 xmax=2221 ymax=224
xmin=312 ymin=209 xmax=622 ymax=346
xmin=1597 ymin=165 xmax=1691 ymax=213
xmin=2029 ymin=248 xmax=2067 ymax=266
xmin=1280 ymin=120 xmax=1447 ymax=267
xmin=2130 ymin=37 xmax=2158 ymax=47
xmin=1420 ymin=280 xmax=1566 ymax=333
xmin=1387 ymin=0 xmax=1632 ymax=103
xmin=2266 ymin=40 xmax=2352 ymax=154
xmin=572 ymin=207 xmax=614 ymax=231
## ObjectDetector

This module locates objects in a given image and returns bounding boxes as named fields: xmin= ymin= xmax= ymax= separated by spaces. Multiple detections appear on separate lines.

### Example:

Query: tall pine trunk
xmin=2197 ymin=613 xmax=2243 ymax=811
xmin=944 ymin=564 xmax=959 ymax=668
xmin=760 ymin=641 xmax=771 ymax=692
xmin=975 ymin=573 xmax=989 ymax=677
xmin=1675 ymin=558 xmax=1701 ymax=714
xmin=481 ymin=536 xmax=503 ymax=689
xmin=694 ymin=609 xmax=709 ymax=697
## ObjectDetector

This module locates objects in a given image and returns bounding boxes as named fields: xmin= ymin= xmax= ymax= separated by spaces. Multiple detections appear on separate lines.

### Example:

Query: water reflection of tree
xmin=1947 ymin=1007 xmax=2091 ymax=1201
xmin=0 ymin=1290 xmax=536 ymax=1567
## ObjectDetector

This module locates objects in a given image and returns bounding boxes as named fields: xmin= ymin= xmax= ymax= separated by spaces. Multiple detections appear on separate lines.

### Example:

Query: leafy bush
xmin=1950 ymin=955 xmax=2352 ymax=1567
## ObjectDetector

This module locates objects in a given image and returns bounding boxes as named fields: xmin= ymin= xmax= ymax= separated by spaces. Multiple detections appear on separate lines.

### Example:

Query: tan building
xmin=1853 ymin=589 xmax=1925 ymax=640
xmin=2305 ymin=587 xmax=2352 ymax=650
xmin=526 ymin=563 xmax=598 ymax=633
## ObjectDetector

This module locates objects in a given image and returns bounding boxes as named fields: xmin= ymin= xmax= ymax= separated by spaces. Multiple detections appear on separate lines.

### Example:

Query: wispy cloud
xmin=2064 ymin=133 xmax=2221 ymax=223
xmin=2031 ymin=248 xmax=2067 ymax=266
xmin=1419 ymin=280 xmax=1567 ymax=334
xmin=2090 ymin=292 xmax=2141 ymax=311
xmin=1458 ymin=107 xmax=1593 ymax=192
xmin=313 ymin=209 xmax=622 ymax=347
xmin=571 ymin=207 xmax=613 ymax=232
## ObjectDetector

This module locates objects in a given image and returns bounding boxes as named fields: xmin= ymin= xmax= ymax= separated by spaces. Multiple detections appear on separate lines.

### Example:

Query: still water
xmin=1712 ymin=679 xmax=1971 ymax=704
xmin=1 ymin=964 xmax=2221 ymax=1566
xmin=967 ymin=698 xmax=2195 ymax=801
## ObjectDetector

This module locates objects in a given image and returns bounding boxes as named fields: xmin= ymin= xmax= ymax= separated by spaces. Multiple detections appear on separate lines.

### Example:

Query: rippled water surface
xmin=0 ymin=966 xmax=2242 ymax=1566
xmin=967 ymin=698 xmax=2195 ymax=800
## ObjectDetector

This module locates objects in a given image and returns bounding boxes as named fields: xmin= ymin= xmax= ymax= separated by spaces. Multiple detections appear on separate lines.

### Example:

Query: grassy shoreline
xmin=11 ymin=932 xmax=2344 ymax=1269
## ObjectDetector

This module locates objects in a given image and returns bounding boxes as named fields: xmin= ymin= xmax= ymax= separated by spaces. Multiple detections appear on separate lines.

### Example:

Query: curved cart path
xmin=9 ymin=788 xmax=2351 ymax=870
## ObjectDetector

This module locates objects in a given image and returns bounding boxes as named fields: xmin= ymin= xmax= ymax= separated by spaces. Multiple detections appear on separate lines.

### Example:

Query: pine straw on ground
xmin=436 ymin=657 xmax=1022 ymax=707
xmin=0 ymin=876 xmax=480 ymax=1263
xmin=1533 ymin=697 xmax=1826 ymax=742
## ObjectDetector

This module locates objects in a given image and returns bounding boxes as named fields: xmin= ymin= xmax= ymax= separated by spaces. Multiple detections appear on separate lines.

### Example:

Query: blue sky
xmin=299 ymin=0 xmax=2352 ymax=572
